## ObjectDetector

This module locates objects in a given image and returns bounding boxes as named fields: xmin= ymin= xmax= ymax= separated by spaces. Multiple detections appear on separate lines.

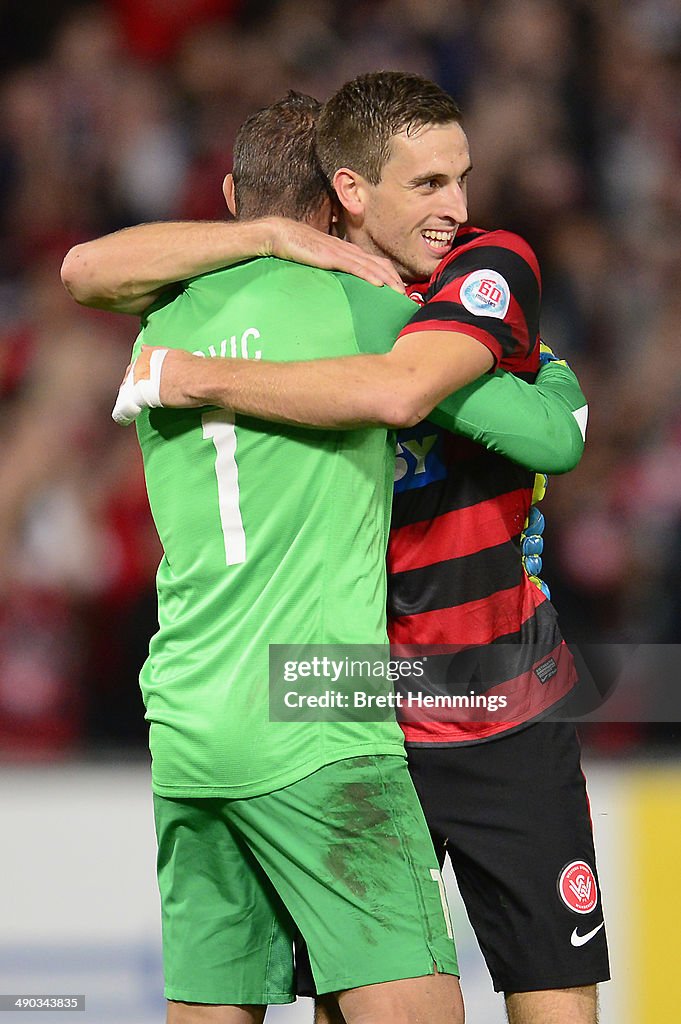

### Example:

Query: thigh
xmin=407 ymin=725 xmax=611 ymax=993
xmin=229 ymin=755 xmax=459 ymax=996
xmin=153 ymin=794 xmax=296 ymax=1007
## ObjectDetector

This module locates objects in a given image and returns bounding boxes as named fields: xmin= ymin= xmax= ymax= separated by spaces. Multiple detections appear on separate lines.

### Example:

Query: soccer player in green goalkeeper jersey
xmin=74 ymin=93 xmax=470 ymax=1024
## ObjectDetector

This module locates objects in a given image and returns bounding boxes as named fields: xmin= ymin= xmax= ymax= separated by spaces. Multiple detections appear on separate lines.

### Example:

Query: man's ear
xmin=332 ymin=167 xmax=368 ymax=220
xmin=223 ymin=173 xmax=237 ymax=216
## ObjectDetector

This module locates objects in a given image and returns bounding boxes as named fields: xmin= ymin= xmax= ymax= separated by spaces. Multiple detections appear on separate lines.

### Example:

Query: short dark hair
xmin=316 ymin=71 xmax=463 ymax=186
xmin=232 ymin=91 xmax=331 ymax=221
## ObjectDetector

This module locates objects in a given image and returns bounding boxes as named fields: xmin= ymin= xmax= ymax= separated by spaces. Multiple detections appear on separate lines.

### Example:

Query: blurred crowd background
xmin=0 ymin=0 xmax=679 ymax=760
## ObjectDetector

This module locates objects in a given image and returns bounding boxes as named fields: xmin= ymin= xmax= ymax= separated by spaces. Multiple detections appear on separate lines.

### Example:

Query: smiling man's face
xmin=348 ymin=121 xmax=471 ymax=283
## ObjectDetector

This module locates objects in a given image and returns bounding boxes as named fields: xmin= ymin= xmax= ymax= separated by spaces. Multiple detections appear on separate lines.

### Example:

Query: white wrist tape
xmin=112 ymin=348 xmax=168 ymax=426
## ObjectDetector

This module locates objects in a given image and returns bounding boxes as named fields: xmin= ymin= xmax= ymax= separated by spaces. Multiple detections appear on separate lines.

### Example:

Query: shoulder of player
xmin=331 ymin=270 xmax=414 ymax=309
xmin=476 ymin=228 xmax=539 ymax=273
xmin=183 ymin=256 xmax=332 ymax=288
xmin=144 ymin=259 xmax=336 ymax=324
xmin=181 ymin=258 xmax=414 ymax=328
xmin=428 ymin=228 xmax=541 ymax=300
xmin=444 ymin=226 xmax=538 ymax=270
xmin=330 ymin=272 xmax=416 ymax=355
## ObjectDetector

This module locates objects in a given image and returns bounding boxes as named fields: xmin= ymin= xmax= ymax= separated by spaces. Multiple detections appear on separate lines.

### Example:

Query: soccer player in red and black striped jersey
xmin=313 ymin=71 xmax=610 ymax=1024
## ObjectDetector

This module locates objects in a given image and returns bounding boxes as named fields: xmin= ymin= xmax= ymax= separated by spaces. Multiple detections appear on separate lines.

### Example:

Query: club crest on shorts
xmin=557 ymin=860 xmax=598 ymax=914
xmin=459 ymin=269 xmax=510 ymax=319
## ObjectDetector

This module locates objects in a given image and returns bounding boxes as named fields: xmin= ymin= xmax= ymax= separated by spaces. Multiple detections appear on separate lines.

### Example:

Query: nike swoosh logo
xmin=571 ymin=921 xmax=605 ymax=947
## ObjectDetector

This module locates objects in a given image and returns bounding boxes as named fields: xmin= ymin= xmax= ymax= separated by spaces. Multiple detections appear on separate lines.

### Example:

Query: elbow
xmin=60 ymin=245 xmax=95 ymax=305
xmin=539 ymin=431 xmax=585 ymax=475
xmin=376 ymin=389 xmax=430 ymax=429
xmin=61 ymin=243 xmax=124 ymax=309
xmin=550 ymin=438 xmax=585 ymax=475
xmin=551 ymin=411 xmax=588 ymax=473
xmin=380 ymin=401 xmax=424 ymax=429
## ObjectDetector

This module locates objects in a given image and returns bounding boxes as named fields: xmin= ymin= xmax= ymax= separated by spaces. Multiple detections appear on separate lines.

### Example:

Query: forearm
xmin=62 ymin=218 xmax=404 ymax=317
xmin=429 ymin=362 xmax=587 ymax=473
xmin=175 ymin=352 xmax=427 ymax=429
xmin=61 ymin=219 xmax=276 ymax=314
xmin=118 ymin=325 xmax=493 ymax=429
xmin=152 ymin=326 xmax=490 ymax=429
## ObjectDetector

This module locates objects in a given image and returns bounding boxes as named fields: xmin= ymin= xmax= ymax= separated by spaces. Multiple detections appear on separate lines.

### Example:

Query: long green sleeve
xmin=430 ymin=361 xmax=588 ymax=474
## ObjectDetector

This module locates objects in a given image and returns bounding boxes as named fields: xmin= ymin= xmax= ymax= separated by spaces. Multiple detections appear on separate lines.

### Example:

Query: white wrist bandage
xmin=112 ymin=348 xmax=168 ymax=426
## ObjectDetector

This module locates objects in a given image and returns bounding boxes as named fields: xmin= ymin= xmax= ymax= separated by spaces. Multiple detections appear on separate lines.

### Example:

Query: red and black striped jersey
xmin=388 ymin=226 xmax=577 ymax=745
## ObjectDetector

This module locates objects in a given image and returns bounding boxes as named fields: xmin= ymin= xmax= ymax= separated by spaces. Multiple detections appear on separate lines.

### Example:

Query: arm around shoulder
xmin=60 ymin=219 xmax=281 ymax=315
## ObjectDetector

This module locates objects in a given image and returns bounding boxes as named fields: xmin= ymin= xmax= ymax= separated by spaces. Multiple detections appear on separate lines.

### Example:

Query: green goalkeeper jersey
xmin=135 ymin=258 xmax=416 ymax=798
xmin=133 ymin=256 xmax=587 ymax=798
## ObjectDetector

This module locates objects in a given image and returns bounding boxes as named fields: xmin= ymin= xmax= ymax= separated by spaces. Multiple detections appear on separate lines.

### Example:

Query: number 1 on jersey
xmin=202 ymin=410 xmax=246 ymax=565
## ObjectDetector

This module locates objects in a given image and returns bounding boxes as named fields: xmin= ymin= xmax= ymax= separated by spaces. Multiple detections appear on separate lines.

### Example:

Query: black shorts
xmin=407 ymin=722 xmax=611 ymax=993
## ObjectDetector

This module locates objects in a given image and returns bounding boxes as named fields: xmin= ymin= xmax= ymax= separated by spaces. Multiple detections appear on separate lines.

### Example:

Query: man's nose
xmin=442 ymin=183 xmax=468 ymax=224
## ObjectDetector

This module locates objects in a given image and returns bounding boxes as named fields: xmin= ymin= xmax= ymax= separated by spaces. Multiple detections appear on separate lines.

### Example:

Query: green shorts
xmin=153 ymin=754 xmax=458 ymax=1005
